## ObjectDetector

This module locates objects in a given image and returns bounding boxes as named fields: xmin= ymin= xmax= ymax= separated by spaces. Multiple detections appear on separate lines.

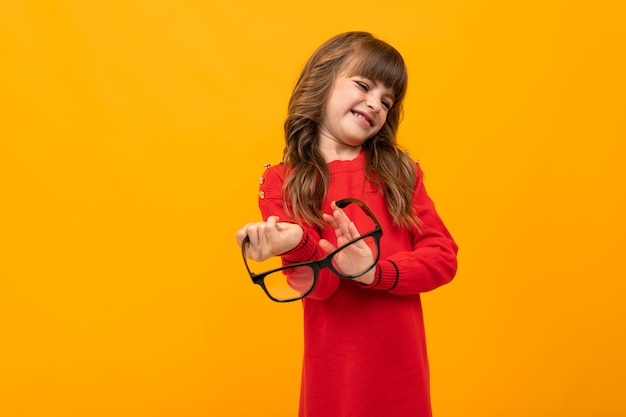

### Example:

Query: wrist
xmin=355 ymin=265 xmax=376 ymax=285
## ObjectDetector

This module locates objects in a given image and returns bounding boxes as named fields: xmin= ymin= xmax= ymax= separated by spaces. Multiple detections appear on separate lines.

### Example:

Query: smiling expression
xmin=318 ymin=72 xmax=396 ymax=157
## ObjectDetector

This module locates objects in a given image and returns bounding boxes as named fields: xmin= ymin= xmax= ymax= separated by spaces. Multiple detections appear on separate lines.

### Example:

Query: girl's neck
xmin=321 ymin=147 xmax=362 ymax=162
xmin=318 ymin=135 xmax=363 ymax=162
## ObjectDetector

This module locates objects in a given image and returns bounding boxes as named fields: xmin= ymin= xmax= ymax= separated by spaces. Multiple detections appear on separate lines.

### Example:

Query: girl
xmin=235 ymin=31 xmax=458 ymax=417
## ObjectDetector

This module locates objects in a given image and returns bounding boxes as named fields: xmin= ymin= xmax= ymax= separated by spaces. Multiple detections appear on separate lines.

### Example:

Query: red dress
xmin=258 ymin=150 xmax=458 ymax=417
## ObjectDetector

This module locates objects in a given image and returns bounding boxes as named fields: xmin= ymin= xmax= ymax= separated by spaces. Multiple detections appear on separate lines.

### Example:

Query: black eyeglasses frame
xmin=241 ymin=198 xmax=383 ymax=302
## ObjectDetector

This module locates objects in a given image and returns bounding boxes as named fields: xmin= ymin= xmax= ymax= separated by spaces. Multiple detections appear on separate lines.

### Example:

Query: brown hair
xmin=282 ymin=31 xmax=421 ymax=230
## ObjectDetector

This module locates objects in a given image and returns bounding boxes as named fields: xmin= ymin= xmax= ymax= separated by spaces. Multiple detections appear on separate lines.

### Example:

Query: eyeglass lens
xmin=330 ymin=235 xmax=379 ymax=278
xmin=246 ymin=234 xmax=379 ymax=301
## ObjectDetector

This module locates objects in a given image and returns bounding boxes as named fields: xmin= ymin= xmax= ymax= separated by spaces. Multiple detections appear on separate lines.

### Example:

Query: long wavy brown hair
xmin=282 ymin=31 xmax=421 ymax=230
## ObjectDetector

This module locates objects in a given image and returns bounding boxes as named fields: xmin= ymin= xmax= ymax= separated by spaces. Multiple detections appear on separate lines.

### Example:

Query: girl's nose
xmin=367 ymin=97 xmax=382 ymax=112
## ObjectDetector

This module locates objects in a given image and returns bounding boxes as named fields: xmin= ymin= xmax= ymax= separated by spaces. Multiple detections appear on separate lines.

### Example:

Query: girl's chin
xmin=338 ymin=140 xmax=366 ymax=148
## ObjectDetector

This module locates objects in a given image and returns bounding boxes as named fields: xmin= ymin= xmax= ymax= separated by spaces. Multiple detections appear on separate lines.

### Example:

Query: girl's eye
xmin=355 ymin=81 xmax=369 ymax=91
xmin=381 ymin=100 xmax=392 ymax=110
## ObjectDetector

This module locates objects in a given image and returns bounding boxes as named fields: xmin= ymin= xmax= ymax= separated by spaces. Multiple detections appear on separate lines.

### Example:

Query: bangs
xmin=345 ymin=42 xmax=408 ymax=102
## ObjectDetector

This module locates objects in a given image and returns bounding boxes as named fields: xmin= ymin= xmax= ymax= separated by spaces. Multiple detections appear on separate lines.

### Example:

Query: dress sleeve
xmin=257 ymin=164 xmax=340 ymax=300
xmin=363 ymin=164 xmax=458 ymax=295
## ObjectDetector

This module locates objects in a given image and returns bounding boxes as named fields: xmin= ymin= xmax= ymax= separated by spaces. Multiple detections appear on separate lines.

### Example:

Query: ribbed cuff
xmin=362 ymin=260 xmax=399 ymax=291
xmin=281 ymin=231 xmax=320 ymax=264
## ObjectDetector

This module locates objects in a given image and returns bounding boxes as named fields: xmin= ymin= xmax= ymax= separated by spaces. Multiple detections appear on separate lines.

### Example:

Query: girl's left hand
xmin=318 ymin=201 xmax=376 ymax=285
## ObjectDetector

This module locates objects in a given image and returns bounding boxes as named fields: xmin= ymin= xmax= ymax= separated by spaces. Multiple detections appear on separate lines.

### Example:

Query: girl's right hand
xmin=235 ymin=216 xmax=304 ymax=262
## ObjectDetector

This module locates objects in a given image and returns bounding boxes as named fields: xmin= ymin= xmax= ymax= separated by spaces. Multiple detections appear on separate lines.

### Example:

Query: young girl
xmin=235 ymin=31 xmax=458 ymax=417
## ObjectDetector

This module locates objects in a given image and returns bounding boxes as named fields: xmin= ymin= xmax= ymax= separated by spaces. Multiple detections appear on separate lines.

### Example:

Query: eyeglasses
xmin=241 ymin=198 xmax=383 ymax=302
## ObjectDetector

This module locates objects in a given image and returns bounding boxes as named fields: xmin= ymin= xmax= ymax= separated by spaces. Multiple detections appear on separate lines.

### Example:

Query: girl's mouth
xmin=351 ymin=111 xmax=373 ymax=127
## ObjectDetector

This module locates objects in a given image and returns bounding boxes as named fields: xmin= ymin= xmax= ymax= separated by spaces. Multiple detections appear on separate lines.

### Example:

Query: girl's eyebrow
xmin=378 ymin=84 xmax=396 ymax=102
xmin=356 ymin=76 xmax=396 ymax=97
xmin=350 ymin=75 xmax=397 ymax=102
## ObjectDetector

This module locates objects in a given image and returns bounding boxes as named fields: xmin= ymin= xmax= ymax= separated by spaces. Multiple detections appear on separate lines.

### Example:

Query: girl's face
xmin=318 ymin=71 xmax=395 ymax=158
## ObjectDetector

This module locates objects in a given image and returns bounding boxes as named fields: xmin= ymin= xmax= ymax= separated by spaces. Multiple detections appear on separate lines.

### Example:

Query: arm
xmin=258 ymin=165 xmax=340 ymax=300
xmin=363 ymin=164 xmax=458 ymax=295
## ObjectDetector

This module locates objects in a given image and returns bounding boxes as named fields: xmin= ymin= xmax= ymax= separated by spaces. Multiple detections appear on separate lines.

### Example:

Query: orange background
xmin=1 ymin=1 xmax=624 ymax=416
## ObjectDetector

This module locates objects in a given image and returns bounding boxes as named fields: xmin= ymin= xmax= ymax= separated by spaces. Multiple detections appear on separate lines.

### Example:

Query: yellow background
xmin=1 ymin=1 xmax=624 ymax=416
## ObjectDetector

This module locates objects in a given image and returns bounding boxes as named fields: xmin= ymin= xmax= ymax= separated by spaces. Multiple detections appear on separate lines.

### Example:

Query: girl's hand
xmin=235 ymin=217 xmax=303 ymax=262
xmin=318 ymin=202 xmax=376 ymax=285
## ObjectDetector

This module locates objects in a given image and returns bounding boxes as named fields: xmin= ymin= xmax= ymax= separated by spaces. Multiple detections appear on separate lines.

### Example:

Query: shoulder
xmin=412 ymin=159 xmax=427 ymax=191
xmin=259 ymin=161 xmax=289 ymax=200
xmin=261 ymin=160 xmax=289 ymax=182
xmin=414 ymin=159 xmax=424 ymax=177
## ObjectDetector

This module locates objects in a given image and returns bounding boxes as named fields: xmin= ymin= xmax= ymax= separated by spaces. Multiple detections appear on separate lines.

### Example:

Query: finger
xmin=235 ymin=223 xmax=253 ymax=247
xmin=264 ymin=216 xmax=283 ymax=247
xmin=322 ymin=213 xmax=338 ymax=229
xmin=245 ymin=223 xmax=264 ymax=252
xmin=334 ymin=208 xmax=354 ymax=240
xmin=273 ymin=217 xmax=286 ymax=232
xmin=347 ymin=220 xmax=362 ymax=237
xmin=332 ymin=204 xmax=352 ymax=226
xmin=318 ymin=238 xmax=336 ymax=255
xmin=266 ymin=215 xmax=278 ymax=228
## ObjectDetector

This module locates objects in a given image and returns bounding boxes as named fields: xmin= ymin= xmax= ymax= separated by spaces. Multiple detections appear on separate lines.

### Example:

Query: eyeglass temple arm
xmin=335 ymin=198 xmax=381 ymax=227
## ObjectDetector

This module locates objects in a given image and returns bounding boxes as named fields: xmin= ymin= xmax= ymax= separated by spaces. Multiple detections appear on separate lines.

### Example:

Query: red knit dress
xmin=258 ymin=150 xmax=458 ymax=417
